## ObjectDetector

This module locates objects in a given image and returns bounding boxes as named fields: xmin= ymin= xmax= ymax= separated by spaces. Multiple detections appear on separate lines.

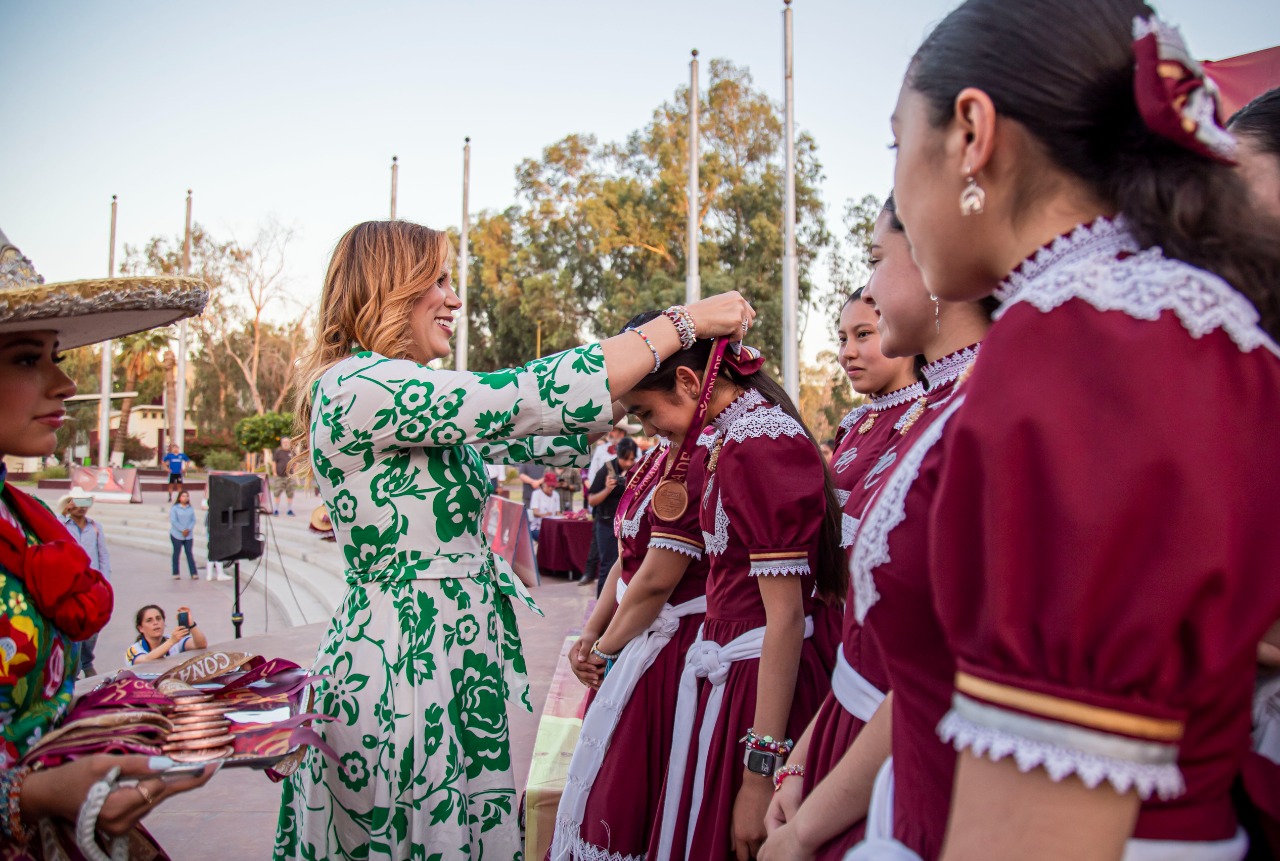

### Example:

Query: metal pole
xmin=176 ymin=190 xmax=191 ymax=455
xmin=390 ymin=156 xmax=399 ymax=220
xmin=536 ymin=321 xmax=542 ymax=360
xmin=781 ymin=0 xmax=800 ymax=401
xmin=99 ymin=196 xmax=117 ymax=467
xmin=687 ymin=50 xmax=701 ymax=304
xmin=457 ymin=138 xmax=470 ymax=370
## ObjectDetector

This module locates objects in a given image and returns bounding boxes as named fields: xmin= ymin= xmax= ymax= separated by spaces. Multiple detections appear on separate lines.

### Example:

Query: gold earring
xmin=930 ymin=294 xmax=941 ymax=333
xmin=960 ymin=167 xmax=985 ymax=216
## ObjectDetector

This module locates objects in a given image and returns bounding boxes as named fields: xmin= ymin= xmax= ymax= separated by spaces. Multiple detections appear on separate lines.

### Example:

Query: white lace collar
xmin=838 ymin=406 xmax=870 ymax=434
xmin=994 ymin=217 xmax=1280 ymax=358
xmin=922 ymin=346 xmax=980 ymax=391
xmin=871 ymin=382 xmax=926 ymax=410
xmin=712 ymin=388 xmax=766 ymax=432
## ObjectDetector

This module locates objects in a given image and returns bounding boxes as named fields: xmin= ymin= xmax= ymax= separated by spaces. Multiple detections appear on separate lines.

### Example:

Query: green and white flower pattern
xmin=274 ymin=346 xmax=610 ymax=861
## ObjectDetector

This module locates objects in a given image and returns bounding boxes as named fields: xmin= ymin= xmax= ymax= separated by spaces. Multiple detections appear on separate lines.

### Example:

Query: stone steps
xmin=87 ymin=504 xmax=345 ymax=628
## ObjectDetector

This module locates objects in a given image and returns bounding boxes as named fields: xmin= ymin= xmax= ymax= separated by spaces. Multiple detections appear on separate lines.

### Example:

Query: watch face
xmin=745 ymin=749 xmax=777 ymax=776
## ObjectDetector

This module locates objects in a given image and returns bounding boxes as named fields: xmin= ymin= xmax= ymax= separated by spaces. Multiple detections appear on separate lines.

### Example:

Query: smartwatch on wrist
xmin=743 ymin=747 xmax=782 ymax=778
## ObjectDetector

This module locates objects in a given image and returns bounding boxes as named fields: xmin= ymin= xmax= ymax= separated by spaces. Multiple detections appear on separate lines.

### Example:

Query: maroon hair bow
xmin=725 ymin=342 xmax=766 ymax=376
xmin=1132 ymin=15 xmax=1237 ymax=165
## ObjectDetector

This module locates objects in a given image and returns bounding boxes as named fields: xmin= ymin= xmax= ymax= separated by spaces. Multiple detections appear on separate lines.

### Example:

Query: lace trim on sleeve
xmin=938 ymin=706 xmax=1185 ymax=801
xmin=649 ymin=535 xmax=704 ymax=560
xmin=851 ymin=396 xmax=966 ymax=623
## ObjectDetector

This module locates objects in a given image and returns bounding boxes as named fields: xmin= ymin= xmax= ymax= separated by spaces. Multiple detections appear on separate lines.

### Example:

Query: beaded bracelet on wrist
xmin=773 ymin=764 xmax=805 ymax=791
xmin=662 ymin=305 xmax=697 ymax=350
xmin=630 ymin=327 xmax=662 ymax=373
xmin=0 ymin=766 xmax=34 ymax=846
xmin=740 ymin=728 xmax=794 ymax=757
xmin=590 ymin=640 xmax=621 ymax=662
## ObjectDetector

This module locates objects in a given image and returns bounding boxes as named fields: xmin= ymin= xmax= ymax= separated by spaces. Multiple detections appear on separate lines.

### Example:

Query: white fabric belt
xmin=652 ymin=615 xmax=815 ymax=861
xmin=833 ymin=645 xmax=887 ymax=723
xmin=549 ymin=579 xmax=707 ymax=861
xmin=843 ymin=759 xmax=1247 ymax=861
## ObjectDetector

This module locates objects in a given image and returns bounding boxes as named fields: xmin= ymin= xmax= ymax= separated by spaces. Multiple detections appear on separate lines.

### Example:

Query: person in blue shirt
xmin=162 ymin=443 xmax=191 ymax=502
xmin=57 ymin=493 xmax=111 ymax=677
xmin=168 ymin=489 xmax=198 ymax=580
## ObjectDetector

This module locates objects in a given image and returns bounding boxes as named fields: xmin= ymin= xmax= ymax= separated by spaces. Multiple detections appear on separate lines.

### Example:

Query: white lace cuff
xmin=938 ymin=696 xmax=1185 ymax=800
xmin=649 ymin=534 xmax=703 ymax=560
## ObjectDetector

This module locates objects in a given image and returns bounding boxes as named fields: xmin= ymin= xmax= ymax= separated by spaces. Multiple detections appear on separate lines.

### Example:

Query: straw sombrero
xmin=0 ymin=228 xmax=208 ymax=350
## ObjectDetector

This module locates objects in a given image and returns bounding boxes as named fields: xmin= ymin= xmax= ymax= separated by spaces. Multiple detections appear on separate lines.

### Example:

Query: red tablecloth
xmin=536 ymin=516 xmax=594 ymax=575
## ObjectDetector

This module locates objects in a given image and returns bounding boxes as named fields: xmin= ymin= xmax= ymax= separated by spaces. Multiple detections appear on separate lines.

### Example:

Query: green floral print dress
xmin=274 ymin=345 xmax=611 ymax=861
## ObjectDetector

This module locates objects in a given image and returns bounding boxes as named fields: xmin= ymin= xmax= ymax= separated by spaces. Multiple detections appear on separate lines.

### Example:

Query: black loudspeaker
xmin=208 ymin=474 xmax=264 ymax=562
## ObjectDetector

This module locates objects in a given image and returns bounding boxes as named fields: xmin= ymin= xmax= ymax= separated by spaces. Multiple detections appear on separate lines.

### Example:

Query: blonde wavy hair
xmin=290 ymin=220 xmax=454 ymax=474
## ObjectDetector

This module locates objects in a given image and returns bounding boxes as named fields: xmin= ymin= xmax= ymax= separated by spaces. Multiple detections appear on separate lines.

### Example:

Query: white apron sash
xmin=549 ymin=579 xmax=707 ymax=861
xmin=844 ymin=759 xmax=1248 ymax=861
xmin=652 ymin=615 xmax=815 ymax=861
xmin=833 ymin=645 xmax=887 ymax=723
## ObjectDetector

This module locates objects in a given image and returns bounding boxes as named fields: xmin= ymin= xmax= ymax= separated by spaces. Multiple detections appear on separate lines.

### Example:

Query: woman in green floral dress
xmin=274 ymin=220 xmax=756 ymax=861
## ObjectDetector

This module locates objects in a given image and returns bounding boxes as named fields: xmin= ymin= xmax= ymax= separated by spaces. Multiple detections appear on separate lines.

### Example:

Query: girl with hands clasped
xmin=550 ymin=311 xmax=713 ymax=861
xmin=0 ymin=228 xmax=215 ymax=857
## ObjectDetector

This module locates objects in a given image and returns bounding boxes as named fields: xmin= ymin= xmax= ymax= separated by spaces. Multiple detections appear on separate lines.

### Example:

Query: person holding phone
xmin=125 ymin=604 xmax=208 ymax=665
xmin=585 ymin=437 xmax=638 ymax=596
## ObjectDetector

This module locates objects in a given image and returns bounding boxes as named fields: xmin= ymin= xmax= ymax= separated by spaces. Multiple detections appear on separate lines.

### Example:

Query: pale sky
xmin=3 ymin=0 xmax=1276 ymax=358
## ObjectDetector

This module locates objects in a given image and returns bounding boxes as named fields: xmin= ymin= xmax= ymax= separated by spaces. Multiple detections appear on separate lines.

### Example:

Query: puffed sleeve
xmin=647 ymin=446 xmax=709 ymax=561
xmin=930 ymin=301 xmax=1280 ymax=800
xmin=717 ymin=408 xmax=825 ymax=577
xmin=313 ymin=345 xmax=612 ymax=466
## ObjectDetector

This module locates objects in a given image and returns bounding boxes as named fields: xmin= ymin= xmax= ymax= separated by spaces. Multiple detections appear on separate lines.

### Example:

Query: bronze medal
xmin=168 ymin=745 xmax=235 ymax=763
xmin=168 ymin=720 xmax=230 ymax=734
xmin=167 ymin=727 xmax=229 ymax=742
xmin=163 ymin=733 xmax=235 ymax=752
xmin=651 ymin=479 xmax=689 ymax=522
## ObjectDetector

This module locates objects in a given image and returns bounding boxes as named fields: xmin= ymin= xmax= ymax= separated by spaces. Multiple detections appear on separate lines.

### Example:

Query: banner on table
xmin=70 ymin=466 xmax=143 ymax=503
xmin=484 ymin=495 xmax=539 ymax=587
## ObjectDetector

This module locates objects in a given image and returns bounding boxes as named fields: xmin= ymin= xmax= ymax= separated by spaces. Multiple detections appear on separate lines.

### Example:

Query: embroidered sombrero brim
xmin=0 ymin=275 xmax=208 ymax=350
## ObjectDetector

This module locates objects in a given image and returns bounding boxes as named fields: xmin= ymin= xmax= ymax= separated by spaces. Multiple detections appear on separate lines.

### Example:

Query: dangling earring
xmin=930 ymin=294 xmax=941 ymax=333
xmin=960 ymin=166 xmax=986 ymax=216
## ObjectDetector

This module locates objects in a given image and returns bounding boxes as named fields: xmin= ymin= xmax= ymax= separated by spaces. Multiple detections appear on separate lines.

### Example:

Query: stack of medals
xmin=158 ymin=678 xmax=235 ymax=763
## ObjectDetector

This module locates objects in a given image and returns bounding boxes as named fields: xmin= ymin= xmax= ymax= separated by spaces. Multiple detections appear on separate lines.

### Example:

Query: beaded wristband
xmin=773 ymin=764 xmax=805 ymax=792
xmin=590 ymin=639 xmax=622 ymax=662
xmin=662 ymin=305 xmax=697 ymax=350
xmin=0 ymin=765 xmax=33 ymax=846
xmin=630 ymin=327 xmax=662 ymax=373
xmin=741 ymin=728 xmax=794 ymax=757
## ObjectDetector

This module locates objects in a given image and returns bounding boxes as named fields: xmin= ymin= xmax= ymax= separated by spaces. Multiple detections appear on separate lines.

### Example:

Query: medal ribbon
xmin=614 ymin=445 xmax=667 ymax=538
xmin=652 ymin=338 xmax=729 ymax=518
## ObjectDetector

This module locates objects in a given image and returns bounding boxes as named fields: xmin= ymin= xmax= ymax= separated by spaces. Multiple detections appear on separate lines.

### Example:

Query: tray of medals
xmin=21 ymin=652 xmax=329 ymax=775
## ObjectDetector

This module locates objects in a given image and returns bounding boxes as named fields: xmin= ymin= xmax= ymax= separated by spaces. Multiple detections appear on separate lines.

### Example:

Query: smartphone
xmin=177 ymin=611 xmax=190 ymax=628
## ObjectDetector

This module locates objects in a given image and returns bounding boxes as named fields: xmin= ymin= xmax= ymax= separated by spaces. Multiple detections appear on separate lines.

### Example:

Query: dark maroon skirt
xmin=801 ymin=690 xmax=870 ymax=858
xmin=647 ymin=619 xmax=831 ymax=861
xmin=550 ymin=612 xmax=705 ymax=861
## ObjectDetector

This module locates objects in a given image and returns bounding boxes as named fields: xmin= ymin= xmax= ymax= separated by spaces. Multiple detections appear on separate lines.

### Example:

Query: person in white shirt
xmin=528 ymin=473 xmax=562 ymax=542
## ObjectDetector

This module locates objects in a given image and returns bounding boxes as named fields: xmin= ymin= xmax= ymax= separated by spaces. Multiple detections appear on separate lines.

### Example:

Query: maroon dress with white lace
xmin=803 ymin=353 xmax=975 ymax=860
xmin=648 ymin=390 xmax=831 ymax=861
xmin=856 ymin=218 xmax=1280 ymax=859
xmin=549 ymin=442 xmax=709 ymax=861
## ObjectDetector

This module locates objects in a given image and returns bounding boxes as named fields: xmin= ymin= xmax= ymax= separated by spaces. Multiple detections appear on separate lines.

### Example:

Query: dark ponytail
xmin=909 ymin=0 xmax=1280 ymax=339
xmin=622 ymin=311 xmax=846 ymax=603
xmin=1230 ymin=87 xmax=1280 ymax=158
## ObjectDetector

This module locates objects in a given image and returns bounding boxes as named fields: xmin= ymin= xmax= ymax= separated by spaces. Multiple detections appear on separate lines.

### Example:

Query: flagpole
xmin=457 ymin=137 xmax=470 ymax=370
xmin=781 ymin=0 xmax=799 ymax=400
xmin=99 ymin=195 xmax=117 ymax=467
xmin=687 ymin=49 xmax=701 ymax=304
xmin=175 ymin=189 xmax=191 ymax=455
xmin=390 ymin=155 xmax=399 ymax=219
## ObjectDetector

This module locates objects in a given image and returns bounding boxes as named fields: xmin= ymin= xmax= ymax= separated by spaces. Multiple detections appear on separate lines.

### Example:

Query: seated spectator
xmin=529 ymin=473 xmax=562 ymax=542
xmin=126 ymin=604 xmax=208 ymax=665
xmin=58 ymin=493 xmax=111 ymax=677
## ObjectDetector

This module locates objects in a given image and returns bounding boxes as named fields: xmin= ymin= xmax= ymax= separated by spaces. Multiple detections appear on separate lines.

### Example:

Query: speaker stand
xmin=231 ymin=560 xmax=244 ymax=639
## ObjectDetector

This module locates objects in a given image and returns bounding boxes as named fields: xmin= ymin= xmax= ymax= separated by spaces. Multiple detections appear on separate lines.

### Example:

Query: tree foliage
xmin=234 ymin=411 xmax=293 ymax=455
xmin=461 ymin=60 xmax=830 ymax=375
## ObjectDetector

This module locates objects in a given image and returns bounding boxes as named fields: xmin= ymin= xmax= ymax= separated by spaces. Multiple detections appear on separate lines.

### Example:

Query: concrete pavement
xmin=45 ymin=489 xmax=591 ymax=860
